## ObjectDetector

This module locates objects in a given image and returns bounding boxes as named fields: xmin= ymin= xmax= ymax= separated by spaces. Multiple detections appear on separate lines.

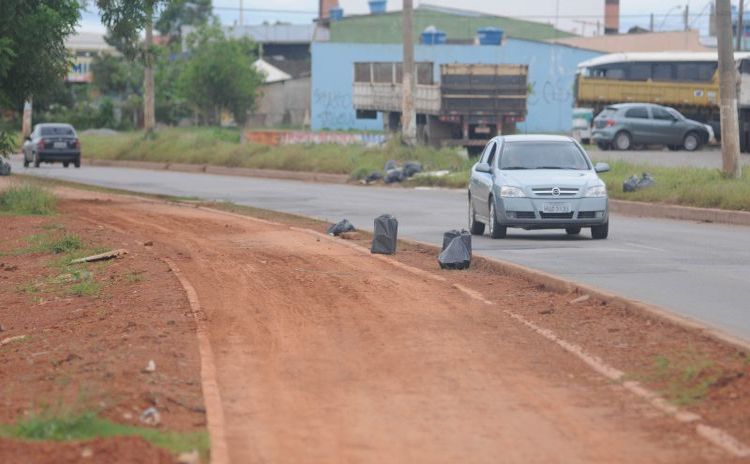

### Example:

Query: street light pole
xmin=717 ymin=0 xmax=742 ymax=178
xmin=401 ymin=0 xmax=417 ymax=146
xmin=738 ymin=0 xmax=745 ymax=51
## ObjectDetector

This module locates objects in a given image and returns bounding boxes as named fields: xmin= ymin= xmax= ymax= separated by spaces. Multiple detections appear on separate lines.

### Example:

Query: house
xmin=250 ymin=57 xmax=311 ymax=128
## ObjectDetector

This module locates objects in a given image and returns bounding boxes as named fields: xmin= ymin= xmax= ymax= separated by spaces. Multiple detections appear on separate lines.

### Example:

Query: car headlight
xmin=584 ymin=184 xmax=607 ymax=198
xmin=500 ymin=185 xmax=526 ymax=198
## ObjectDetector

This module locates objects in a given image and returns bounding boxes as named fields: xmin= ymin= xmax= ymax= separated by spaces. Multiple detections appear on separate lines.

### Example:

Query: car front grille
xmin=513 ymin=211 xmax=536 ymax=219
xmin=539 ymin=212 xmax=575 ymax=219
xmin=577 ymin=211 xmax=597 ymax=219
xmin=532 ymin=187 xmax=579 ymax=197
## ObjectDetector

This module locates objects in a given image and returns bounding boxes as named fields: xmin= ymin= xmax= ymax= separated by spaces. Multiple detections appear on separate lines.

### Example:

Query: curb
xmin=84 ymin=158 xmax=351 ymax=184
xmin=610 ymin=199 xmax=750 ymax=226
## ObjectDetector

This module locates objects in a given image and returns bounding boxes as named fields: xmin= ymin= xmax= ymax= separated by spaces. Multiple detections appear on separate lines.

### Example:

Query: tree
xmin=156 ymin=0 xmax=213 ymax=44
xmin=0 ymin=0 xmax=81 ymax=156
xmin=179 ymin=26 xmax=263 ymax=126
xmin=97 ymin=0 xmax=165 ymax=133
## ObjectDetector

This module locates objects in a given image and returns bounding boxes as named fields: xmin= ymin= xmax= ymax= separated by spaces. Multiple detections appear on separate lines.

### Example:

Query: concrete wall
xmin=250 ymin=77 xmax=311 ymax=128
xmin=311 ymin=41 xmax=601 ymax=134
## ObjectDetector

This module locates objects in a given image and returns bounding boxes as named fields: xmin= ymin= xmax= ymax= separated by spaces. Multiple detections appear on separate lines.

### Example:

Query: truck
xmin=352 ymin=62 xmax=528 ymax=155
xmin=575 ymin=51 xmax=750 ymax=151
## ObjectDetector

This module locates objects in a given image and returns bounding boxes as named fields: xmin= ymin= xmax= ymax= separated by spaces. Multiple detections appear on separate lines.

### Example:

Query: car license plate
xmin=54 ymin=142 xmax=67 ymax=149
xmin=542 ymin=203 xmax=571 ymax=214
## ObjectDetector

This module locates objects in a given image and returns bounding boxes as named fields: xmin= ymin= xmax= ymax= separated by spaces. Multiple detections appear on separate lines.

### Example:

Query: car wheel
xmin=23 ymin=156 xmax=29 ymax=168
xmin=74 ymin=159 xmax=81 ymax=168
xmin=683 ymin=131 xmax=701 ymax=152
xmin=468 ymin=195 xmax=485 ymax=235
xmin=488 ymin=199 xmax=507 ymax=239
xmin=33 ymin=152 xmax=40 ymax=168
xmin=596 ymin=141 xmax=610 ymax=151
xmin=565 ymin=227 xmax=581 ymax=235
xmin=613 ymin=131 xmax=632 ymax=151
xmin=63 ymin=162 xmax=69 ymax=168
xmin=591 ymin=221 xmax=609 ymax=240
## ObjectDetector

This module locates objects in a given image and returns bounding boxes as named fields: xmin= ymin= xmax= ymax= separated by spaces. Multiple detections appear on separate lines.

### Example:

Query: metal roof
xmin=223 ymin=24 xmax=329 ymax=43
xmin=578 ymin=51 xmax=750 ymax=69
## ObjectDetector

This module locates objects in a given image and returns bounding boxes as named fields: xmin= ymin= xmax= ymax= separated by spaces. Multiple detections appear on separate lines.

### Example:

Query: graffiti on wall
xmin=312 ymin=89 xmax=358 ymax=129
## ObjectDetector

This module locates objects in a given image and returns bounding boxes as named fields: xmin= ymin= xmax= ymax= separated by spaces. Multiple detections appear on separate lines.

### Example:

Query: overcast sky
xmin=78 ymin=0 xmax=726 ymax=35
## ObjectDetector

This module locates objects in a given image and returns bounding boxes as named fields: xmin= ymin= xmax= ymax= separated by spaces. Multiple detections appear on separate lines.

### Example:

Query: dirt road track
xmin=61 ymin=193 xmax=733 ymax=464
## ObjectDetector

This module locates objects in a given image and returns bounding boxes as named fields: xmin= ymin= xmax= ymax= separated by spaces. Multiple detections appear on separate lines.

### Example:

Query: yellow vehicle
xmin=575 ymin=52 xmax=750 ymax=150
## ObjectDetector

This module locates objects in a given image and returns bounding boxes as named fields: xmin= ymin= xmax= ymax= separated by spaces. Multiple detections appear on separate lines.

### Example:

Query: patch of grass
xmin=80 ymin=128 xmax=471 ymax=178
xmin=638 ymin=352 xmax=723 ymax=406
xmin=20 ymin=233 xmax=84 ymax=256
xmin=594 ymin=160 xmax=750 ymax=211
xmin=0 ymin=411 xmax=209 ymax=457
xmin=125 ymin=271 xmax=145 ymax=283
xmin=0 ymin=184 xmax=57 ymax=215
xmin=67 ymin=278 xmax=101 ymax=297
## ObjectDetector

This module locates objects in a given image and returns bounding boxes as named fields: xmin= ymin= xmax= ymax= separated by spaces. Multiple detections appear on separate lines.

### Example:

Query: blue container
xmin=329 ymin=7 xmax=343 ymax=21
xmin=368 ymin=0 xmax=386 ymax=14
xmin=421 ymin=29 xmax=447 ymax=45
xmin=477 ymin=27 xmax=504 ymax=45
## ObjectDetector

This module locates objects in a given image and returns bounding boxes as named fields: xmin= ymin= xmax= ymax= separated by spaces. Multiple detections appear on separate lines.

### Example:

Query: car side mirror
xmin=475 ymin=162 xmax=491 ymax=173
xmin=594 ymin=162 xmax=610 ymax=173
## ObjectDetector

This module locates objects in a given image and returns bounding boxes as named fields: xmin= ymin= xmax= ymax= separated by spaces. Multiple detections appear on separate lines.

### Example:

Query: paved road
xmin=10 ymin=158 xmax=750 ymax=342
xmin=588 ymin=147 xmax=750 ymax=169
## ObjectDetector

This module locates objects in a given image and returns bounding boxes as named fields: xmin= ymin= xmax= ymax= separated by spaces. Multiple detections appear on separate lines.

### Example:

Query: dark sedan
xmin=592 ymin=103 xmax=709 ymax=151
xmin=23 ymin=123 xmax=81 ymax=168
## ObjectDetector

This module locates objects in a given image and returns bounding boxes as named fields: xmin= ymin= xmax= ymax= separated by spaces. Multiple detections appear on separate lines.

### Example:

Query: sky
xmin=77 ymin=0 xmax=727 ymax=36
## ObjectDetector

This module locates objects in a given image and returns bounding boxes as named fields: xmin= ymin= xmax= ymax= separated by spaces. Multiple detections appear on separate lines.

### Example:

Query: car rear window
xmin=41 ymin=126 xmax=75 ymax=136
xmin=499 ymin=142 xmax=590 ymax=171
xmin=597 ymin=107 xmax=617 ymax=118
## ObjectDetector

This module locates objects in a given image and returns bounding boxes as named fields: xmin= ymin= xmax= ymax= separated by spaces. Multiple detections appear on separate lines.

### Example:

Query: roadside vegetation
xmin=0 ymin=184 xmax=57 ymax=215
xmin=0 ymin=410 xmax=208 ymax=457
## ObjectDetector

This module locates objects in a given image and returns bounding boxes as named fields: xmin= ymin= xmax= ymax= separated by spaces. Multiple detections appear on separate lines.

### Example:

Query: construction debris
xmin=70 ymin=249 xmax=128 ymax=264
xmin=0 ymin=335 xmax=27 ymax=346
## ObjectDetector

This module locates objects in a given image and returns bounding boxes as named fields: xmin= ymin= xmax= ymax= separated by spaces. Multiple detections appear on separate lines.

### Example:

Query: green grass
xmin=80 ymin=128 xmax=471 ymax=179
xmin=595 ymin=160 xmax=750 ymax=211
xmin=23 ymin=233 xmax=84 ymax=255
xmin=0 ymin=184 xmax=57 ymax=215
xmin=637 ymin=353 xmax=723 ymax=406
xmin=0 ymin=411 xmax=209 ymax=457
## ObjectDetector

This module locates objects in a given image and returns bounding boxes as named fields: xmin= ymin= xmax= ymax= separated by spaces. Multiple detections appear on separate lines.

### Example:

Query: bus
xmin=575 ymin=51 xmax=750 ymax=150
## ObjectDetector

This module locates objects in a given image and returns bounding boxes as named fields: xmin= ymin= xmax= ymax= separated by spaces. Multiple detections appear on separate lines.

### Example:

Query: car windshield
xmin=499 ymin=141 xmax=591 ymax=171
xmin=40 ymin=126 xmax=74 ymax=136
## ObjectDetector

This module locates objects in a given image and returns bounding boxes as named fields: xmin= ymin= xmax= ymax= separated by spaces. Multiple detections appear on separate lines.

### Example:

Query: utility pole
xmin=717 ymin=0 xmax=742 ymax=178
xmin=401 ymin=0 xmax=416 ymax=146
xmin=738 ymin=0 xmax=745 ymax=51
xmin=684 ymin=4 xmax=690 ymax=30
xmin=21 ymin=100 xmax=32 ymax=140
xmin=240 ymin=0 xmax=244 ymax=26
xmin=650 ymin=13 xmax=654 ymax=32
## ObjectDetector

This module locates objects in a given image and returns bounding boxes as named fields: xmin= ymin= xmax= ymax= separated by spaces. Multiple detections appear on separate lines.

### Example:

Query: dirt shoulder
xmin=0 ymin=187 xmax=207 ymax=461
xmin=37 ymin=185 xmax=747 ymax=463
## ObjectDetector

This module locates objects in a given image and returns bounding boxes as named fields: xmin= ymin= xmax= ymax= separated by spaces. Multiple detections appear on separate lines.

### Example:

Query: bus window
xmin=653 ymin=63 xmax=673 ymax=80
xmin=697 ymin=63 xmax=717 ymax=80
xmin=675 ymin=63 xmax=698 ymax=81
xmin=630 ymin=63 xmax=651 ymax=80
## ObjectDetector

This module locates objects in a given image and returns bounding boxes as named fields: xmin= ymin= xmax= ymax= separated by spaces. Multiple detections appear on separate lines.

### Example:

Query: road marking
xmin=163 ymin=258 xmax=230 ymax=464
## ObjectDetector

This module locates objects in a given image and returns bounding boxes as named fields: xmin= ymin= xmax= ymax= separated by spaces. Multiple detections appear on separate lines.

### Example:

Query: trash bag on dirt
xmin=441 ymin=229 xmax=472 ymax=256
xmin=403 ymin=161 xmax=423 ymax=178
xmin=0 ymin=158 xmax=10 ymax=176
xmin=384 ymin=168 xmax=404 ymax=184
xmin=438 ymin=234 xmax=472 ymax=270
xmin=384 ymin=159 xmax=398 ymax=171
xmin=365 ymin=171 xmax=383 ymax=183
xmin=327 ymin=219 xmax=355 ymax=236
xmin=371 ymin=214 xmax=398 ymax=254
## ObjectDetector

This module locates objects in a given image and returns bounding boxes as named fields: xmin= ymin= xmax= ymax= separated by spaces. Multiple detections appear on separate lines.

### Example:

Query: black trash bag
xmin=438 ymin=235 xmax=471 ymax=270
xmin=384 ymin=159 xmax=398 ymax=171
xmin=371 ymin=214 xmax=398 ymax=254
xmin=384 ymin=168 xmax=404 ymax=184
xmin=327 ymin=219 xmax=355 ymax=236
xmin=365 ymin=171 xmax=383 ymax=183
xmin=0 ymin=158 xmax=10 ymax=176
xmin=441 ymin=229 xmax=472 ymax=254
xmin=622 ymin=174 xmax=639 ymax=192
xmin=637 ymin=172 xmax=655 ymax=189
xmin=403 ymin=161 xmax=423 ymax=178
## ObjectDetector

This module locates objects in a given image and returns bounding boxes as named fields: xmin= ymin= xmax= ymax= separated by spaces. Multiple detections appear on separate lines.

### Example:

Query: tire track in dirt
xmin=61 ymin=196 xmax=733 ymax=464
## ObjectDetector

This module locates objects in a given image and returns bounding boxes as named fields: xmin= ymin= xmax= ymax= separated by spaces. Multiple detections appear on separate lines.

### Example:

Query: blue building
xmin=311 ymin=40 xmax=602 ymax=134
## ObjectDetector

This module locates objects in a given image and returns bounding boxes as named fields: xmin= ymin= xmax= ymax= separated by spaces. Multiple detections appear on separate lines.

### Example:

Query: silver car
xmin=468 ymin=135 xmax=610 ymax=239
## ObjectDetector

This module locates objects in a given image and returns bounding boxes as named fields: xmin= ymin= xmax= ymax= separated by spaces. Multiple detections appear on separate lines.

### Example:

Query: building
xmin=548 ymin=30 xmax=712 ymax=53
xmin=250 ymin=57 xmax=311 ymax=128
xmin=311 ymin=4 xmax=602 ymax=134
xmin=64 ymin=32 xmax=116 ymax=83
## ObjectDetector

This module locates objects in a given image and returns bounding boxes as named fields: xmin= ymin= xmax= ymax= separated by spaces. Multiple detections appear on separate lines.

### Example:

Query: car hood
xmin=500 ymin=169 xmax=599 ymax=187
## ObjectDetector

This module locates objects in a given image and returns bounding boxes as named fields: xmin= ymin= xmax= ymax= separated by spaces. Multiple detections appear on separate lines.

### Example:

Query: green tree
xmin=0 ymin=0 xmax=81 ymax=156
xmin=179 ymin=26 xmax=263 ymax=126
xmin=97 ymin=0 xmax=166 ymax=133
xmin=156 ymin=0 xmax=214 ymax=44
